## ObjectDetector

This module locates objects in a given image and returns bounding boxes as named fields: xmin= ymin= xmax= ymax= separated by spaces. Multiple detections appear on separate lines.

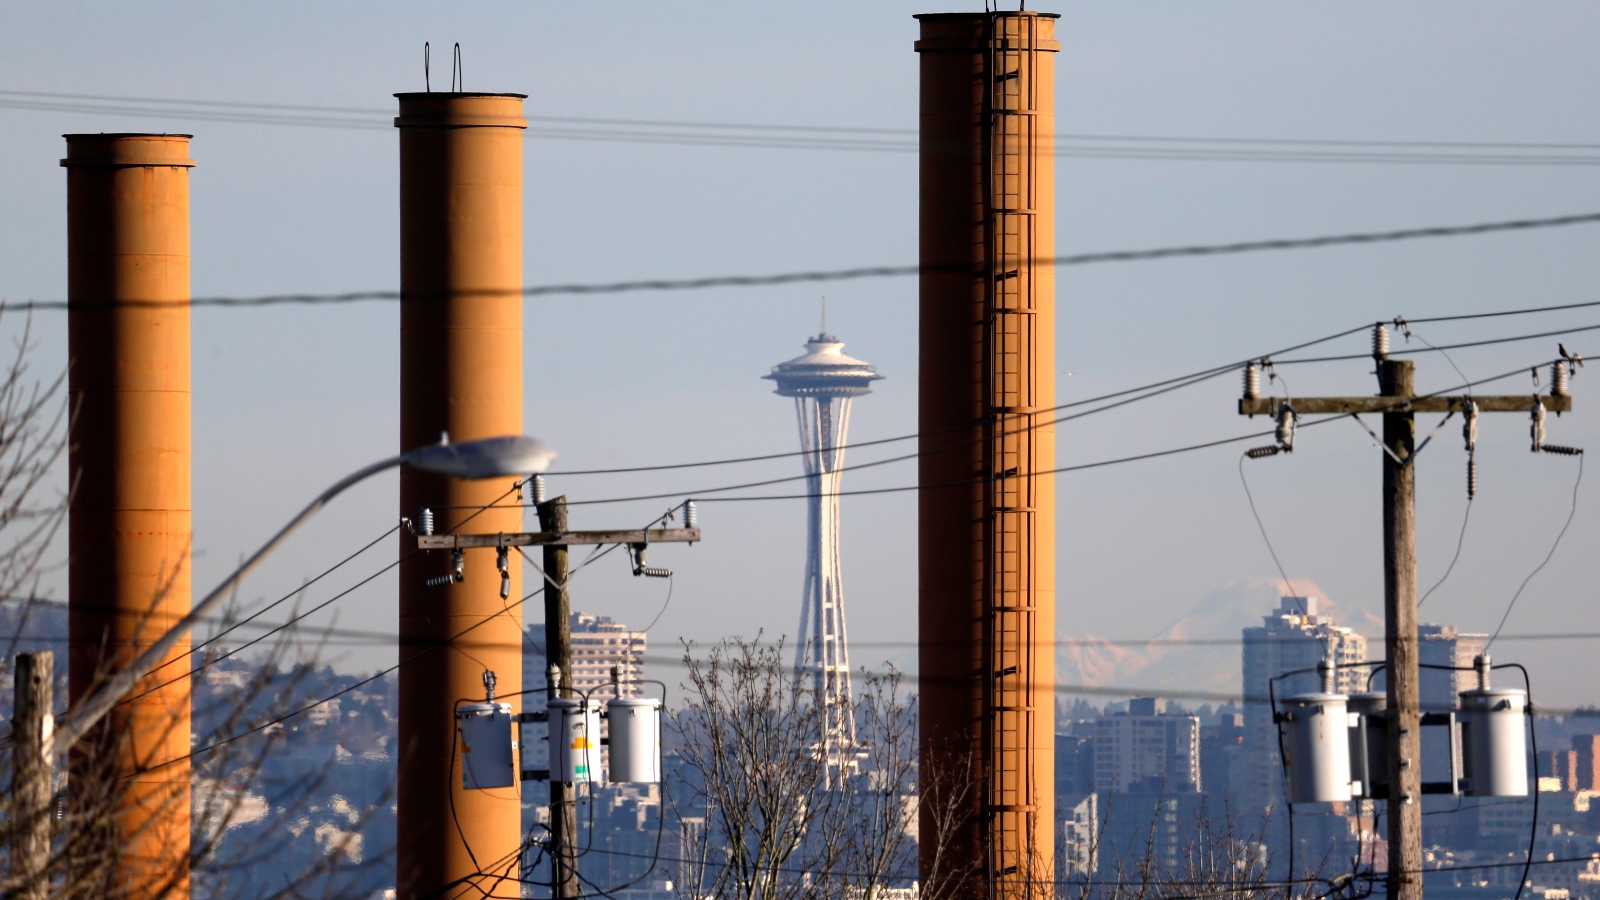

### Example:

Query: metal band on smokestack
xmin=916 ymin=13 xmax=1058 ymax=899
xmin=64 ymin=133 xmax=196 ymax=899
xmin=395 ymin=92 xmax=527 ymax=900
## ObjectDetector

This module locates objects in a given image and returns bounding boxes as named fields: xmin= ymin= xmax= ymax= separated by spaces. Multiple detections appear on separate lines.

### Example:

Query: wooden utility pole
xmin=538 ymin=495 xmax=578 ymax=900
xmin=426 ymin=503 xmax=698 ymax=898
xmin=11 ymin=651 xmax=54 ymax=900
xmin=1238 ymin=329 xmax=1573 ymax=900
xmin=1379 ymin=358 xmax=1423 ymax=900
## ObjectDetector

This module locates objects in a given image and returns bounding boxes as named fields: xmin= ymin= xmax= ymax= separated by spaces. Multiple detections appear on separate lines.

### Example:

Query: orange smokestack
xmin=916 ymin=13 xmax=1057 ymax=898
xmin=64 ymin=133 xmax=195 ymax=898
xmin=394 ymin=92 xmax=527 ymax=900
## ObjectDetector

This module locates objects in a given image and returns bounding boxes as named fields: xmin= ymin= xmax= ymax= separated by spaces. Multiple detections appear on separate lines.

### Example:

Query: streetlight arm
xmin=50 ymin=454 xmax=406 ymax=758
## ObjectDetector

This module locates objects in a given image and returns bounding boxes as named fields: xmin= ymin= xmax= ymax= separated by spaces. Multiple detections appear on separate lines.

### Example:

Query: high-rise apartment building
xmin=1238 ymin=596 xmax=1368 ymax=818
xmin=1416 ymin=624 xmax=1487 ymax=713
xmin=523 ymin=612 xmax=649 ymax=774
xmin=1092 ymin=698 xmax=1201 ymax=795
xmin=526 ymin=612 xmax=648 ymax=705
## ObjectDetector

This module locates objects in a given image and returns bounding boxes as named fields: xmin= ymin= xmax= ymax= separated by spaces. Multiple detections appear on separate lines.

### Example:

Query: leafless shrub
xmin=667 ymin=637 xmax=975 ymax=900
xmin=0 ymin=313 xmax=71 ymax=661
xmin=1085 ymin=794 xmax=1365 ymax=900
xmin=3 ymin=604 xmax=394 ymax=899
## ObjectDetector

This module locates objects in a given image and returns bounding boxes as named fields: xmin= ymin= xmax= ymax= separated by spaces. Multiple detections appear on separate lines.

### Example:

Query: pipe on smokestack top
xmin=64 ymin=132 xmax=196 ymax=900
xmin=394 ymin=91 xmax=528 ymax=900
xmin=916 ymin=12 xmax=1058 ymax=899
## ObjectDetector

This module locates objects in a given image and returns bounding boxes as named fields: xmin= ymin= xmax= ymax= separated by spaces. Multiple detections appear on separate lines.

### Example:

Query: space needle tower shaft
xmin=766 ymin=323 xmax=883 ymax=785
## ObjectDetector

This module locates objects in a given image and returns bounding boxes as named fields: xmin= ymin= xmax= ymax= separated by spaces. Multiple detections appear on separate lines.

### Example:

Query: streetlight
xmin=51 ymin=433 xmax=556 ymax=756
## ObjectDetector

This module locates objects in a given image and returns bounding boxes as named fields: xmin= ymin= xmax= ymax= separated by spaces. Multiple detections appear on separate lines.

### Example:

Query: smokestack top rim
xmin=61 ymin=134 xmax=195 ymax=168
xmin=394 ymin=93 xmax=529 ymax=129
xmin=63 ymin=132 xmax=195 ymax=140
xmin=913 ymin=11 xmax=1061 ymax=19
xmin=393 ymin=91 xmax=528 ymax=100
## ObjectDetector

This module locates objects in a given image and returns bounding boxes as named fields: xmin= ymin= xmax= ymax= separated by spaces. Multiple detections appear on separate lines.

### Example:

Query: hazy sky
xmin=3 ymin=3 xmax=1600 ymax=705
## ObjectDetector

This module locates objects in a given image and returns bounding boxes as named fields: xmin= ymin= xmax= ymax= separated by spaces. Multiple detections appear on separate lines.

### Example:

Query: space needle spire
xmin=765 ymin=318 xmax=882 ymax=785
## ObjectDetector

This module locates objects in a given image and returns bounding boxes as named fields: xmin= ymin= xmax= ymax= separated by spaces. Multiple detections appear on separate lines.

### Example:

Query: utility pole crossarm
xmin=417 ymin=527 xmax=700 ymax=550
xmin=1239 ymin=395 xmax=1570 ymax=416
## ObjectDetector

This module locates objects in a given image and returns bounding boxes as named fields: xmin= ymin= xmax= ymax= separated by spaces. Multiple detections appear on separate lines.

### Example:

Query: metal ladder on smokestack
xmin=981 ymin=11 xmax=1044 ymax=896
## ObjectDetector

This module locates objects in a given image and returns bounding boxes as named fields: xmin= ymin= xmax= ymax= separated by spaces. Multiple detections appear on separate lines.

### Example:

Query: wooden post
xmin=537 ymin=496 xmax=577 ymax=900
xmin=11 ymin=651 xmax=54 ymax=900
xmin=1380 ymin=359 xmax=1423 ymax=900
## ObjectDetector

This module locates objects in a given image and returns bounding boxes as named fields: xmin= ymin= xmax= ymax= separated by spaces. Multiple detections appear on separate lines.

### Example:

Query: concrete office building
xmin=1092 ymin=698 xmax=1201 ymax=795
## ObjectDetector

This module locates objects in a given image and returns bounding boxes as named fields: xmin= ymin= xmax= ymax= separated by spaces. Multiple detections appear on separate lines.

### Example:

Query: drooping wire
xmin=1239 ymin=453 xmax=1296 ymax=600
xmin=1417 ymin=501 xmax=1472 ymax=610
xmin=126 ymin=549 xmax=417 ymax=703
xmin=551 ymin=358 xmax=1559 ymax=509
xmin=153 ymin=479 xmax=527 ymax=693
xmin=1394 ymin=316 xmax=1478 ymax=612
xmin=139 ymin=522 xmax=399 ymax=680
xmin=151 ymin=507 xmax=651 ymax=767
xmin=1486 ymin=453 xmax=1584 ymax=649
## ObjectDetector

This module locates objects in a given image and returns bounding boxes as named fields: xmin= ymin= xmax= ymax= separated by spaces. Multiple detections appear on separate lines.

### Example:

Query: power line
xmin=152 ymin=628 xmax=1600 ymax=652
xmin=154 ymin=306 xmax=1581 ymax=524
xmin=157 ymin=524 xmax=398 ymax=674
xmin=1278 ymin=319 xmax=1600 ymax=365
xmin=130 ymin=549 xmax=415 ymax=702
xmin=119 ymin=357 xmax=1574 ymax=653
xmin=548 ymin=357 xmax=1565 ymax=508
xmin=464 ymin=366 xmax=1237 ymax=507
xmin=8 ymin=211 xmax=1600 ymax=314
xmin=32 ymin=347 xmax=1598 ymax=752
xmin=11 ymin=90 xmax=1600 ymax=167
xmin=1239 ymin=452 xmax=1298 ymax=600
xmin=152 ymin=508 xmax=654 ymax=769
xmin=554 ymin=343 xmax=1344 ymax=477
xmin=510 ymin=299 xmax=1600 ymax=479
xmin=1487 ymin=452 xmax=1585 ymax=650
xmin=15 ymin=89 xmax=1600 ymax=151
xmin=59 ymin=347 xmax=1564 ymax=702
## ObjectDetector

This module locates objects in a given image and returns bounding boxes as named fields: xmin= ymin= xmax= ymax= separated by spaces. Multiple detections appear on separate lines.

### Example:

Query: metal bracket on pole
xmin=418 ymin=527 xmax=700 ymax=550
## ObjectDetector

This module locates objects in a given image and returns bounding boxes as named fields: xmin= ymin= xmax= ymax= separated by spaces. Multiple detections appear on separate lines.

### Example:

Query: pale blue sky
xmin=3 ymin=3 xmax=1600 ymax=704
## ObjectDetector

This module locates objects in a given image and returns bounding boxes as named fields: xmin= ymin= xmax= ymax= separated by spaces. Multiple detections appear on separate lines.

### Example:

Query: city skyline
xmin=5 ymin=5 xmax=1600 ymax=899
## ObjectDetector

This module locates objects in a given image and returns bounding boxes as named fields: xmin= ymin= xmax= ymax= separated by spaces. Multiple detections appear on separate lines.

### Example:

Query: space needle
xmin=765 ymin=316 xmax=883 ymax=784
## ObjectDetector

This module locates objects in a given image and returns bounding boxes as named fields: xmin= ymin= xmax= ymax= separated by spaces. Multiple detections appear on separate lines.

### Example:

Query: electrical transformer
xmin=548 ymin=697 xmax=603 ymax=784
xmin=457 ymin=701 xmax=516 ymax=790
xmin=606 ymin=697 xmax=662 ymax=783
xmin=1282 ymin=690 xmax=1353 ymax=803
xmin=1459 ymin=686 xmax=1528 ymax=797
